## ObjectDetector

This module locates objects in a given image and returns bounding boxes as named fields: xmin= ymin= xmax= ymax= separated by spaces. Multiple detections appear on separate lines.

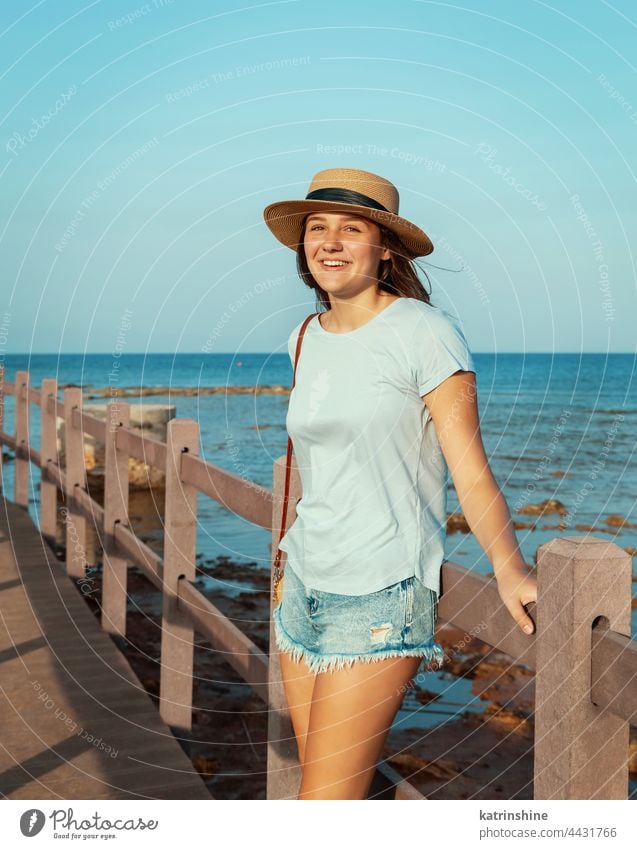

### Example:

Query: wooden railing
xmin=0 ymin=365 xmax=635 ymax=800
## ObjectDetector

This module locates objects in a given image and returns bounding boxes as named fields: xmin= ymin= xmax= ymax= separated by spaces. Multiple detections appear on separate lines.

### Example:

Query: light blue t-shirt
xmin=278 ymin=296 xmax=476 ymax=599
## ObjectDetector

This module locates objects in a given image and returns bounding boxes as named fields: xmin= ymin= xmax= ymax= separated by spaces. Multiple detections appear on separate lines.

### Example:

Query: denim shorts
xmin=272 ymin=563 xmax=446 ymax=675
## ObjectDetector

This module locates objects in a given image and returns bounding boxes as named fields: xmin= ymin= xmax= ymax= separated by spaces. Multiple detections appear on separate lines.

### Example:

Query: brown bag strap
xmin=273 ymin=312 xmax=319 ymax=586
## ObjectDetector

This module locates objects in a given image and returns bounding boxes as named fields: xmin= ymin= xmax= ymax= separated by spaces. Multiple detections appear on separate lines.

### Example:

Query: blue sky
xmin=1 ymin=0 xmax=635 ymax=354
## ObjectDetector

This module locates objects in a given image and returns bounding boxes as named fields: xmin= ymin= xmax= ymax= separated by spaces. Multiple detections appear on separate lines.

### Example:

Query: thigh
xmin=279 ymin=649 xmax=316 ymax=764
xmin=299 ymin=654 xmax=422 ymax=800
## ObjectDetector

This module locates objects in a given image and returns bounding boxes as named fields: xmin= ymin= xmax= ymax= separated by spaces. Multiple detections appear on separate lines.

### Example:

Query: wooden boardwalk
xmin=0 ymin=497 xmax=212 ymax=800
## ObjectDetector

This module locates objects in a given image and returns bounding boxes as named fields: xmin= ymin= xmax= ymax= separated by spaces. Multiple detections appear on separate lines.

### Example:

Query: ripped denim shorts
xmin=272 ymin=562 xmax=446 ymax=675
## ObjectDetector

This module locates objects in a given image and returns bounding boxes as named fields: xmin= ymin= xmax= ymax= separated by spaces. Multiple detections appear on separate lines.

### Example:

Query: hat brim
xmin=263 ymin=199 xmax=433 ymax=258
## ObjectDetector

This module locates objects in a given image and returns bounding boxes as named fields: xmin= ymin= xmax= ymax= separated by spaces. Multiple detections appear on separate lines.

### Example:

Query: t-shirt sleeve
xmin=410 ymin=308 xmax=476 ymax=396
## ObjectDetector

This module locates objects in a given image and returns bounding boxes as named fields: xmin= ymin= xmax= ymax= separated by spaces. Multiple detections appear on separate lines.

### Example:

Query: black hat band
xmin=304 ymin=187 xmax=389 ymax=213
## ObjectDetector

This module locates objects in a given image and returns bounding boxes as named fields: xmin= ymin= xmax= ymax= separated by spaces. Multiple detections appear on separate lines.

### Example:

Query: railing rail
xmin=0 ymin=364 xmax=634 ymax=800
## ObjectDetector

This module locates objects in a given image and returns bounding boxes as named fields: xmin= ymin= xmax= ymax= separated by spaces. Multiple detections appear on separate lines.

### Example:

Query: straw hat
xmin=263 ymin=167 xmax=434 ymax=258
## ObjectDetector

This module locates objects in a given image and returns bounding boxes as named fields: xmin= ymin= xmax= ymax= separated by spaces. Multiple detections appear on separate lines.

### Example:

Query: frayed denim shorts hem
xmin=272 ymin=563 xmax=446 ymax=676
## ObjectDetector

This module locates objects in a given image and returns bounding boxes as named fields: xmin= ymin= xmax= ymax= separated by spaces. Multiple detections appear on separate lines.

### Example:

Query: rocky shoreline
xmin=76 ymin=384 xmax=292 ymax=399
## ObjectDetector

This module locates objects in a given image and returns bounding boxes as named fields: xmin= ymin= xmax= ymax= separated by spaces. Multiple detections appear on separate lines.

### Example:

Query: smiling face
xmin=302 ymin=211 xmax=391 ymax=295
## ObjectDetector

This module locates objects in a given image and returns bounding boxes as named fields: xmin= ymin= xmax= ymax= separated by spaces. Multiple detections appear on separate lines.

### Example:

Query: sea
xmin=1 ymin=351 xmax=636 ymax=639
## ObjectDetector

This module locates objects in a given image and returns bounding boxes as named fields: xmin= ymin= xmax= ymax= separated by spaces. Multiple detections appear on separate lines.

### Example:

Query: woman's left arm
xmin=422 ymin=370 xmax=538 ymax=636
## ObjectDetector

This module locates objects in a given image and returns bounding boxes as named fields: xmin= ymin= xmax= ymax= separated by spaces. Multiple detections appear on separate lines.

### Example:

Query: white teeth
xmin=321 ymin=260 xmax=349 ymax=266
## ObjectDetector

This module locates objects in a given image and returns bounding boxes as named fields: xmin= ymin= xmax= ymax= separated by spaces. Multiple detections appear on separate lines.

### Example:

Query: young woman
xmin=263 ymin=168 xmax=537 ymax=800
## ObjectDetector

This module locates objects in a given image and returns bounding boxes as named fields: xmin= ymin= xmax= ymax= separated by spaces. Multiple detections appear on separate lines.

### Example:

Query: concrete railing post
xmin=63 ymin=386 xmax=88 ymax=579
xmin=533 ymin=535 xmax=632 ymax=800
xmin=14 ymin=370 xmax=29 ymax=508
xmin=39 ymin=379 xmax=58 ymax=545
xmin=266 ymin=454 xmax=303 ymax=800
xmin=159 ymin=418 xmax=199 ymax=751
xmin=102 ymin=401 xmax=131 ymax=637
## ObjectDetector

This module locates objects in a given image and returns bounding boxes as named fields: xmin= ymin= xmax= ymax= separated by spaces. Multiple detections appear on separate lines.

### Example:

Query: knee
xmin=296 ymin=780 xmax=368 ymax=801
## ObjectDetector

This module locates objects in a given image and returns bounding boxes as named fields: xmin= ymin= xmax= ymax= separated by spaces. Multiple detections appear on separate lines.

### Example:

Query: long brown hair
xmin=295 ymin=213 xmax=433 ymax=311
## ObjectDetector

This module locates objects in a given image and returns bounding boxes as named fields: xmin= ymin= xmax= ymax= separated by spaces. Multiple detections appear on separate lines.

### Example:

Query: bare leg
xmin=299 ymin=654 xmax=422 ymax=800
xmin=279 ymin=649 xmax=317 ymax=765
